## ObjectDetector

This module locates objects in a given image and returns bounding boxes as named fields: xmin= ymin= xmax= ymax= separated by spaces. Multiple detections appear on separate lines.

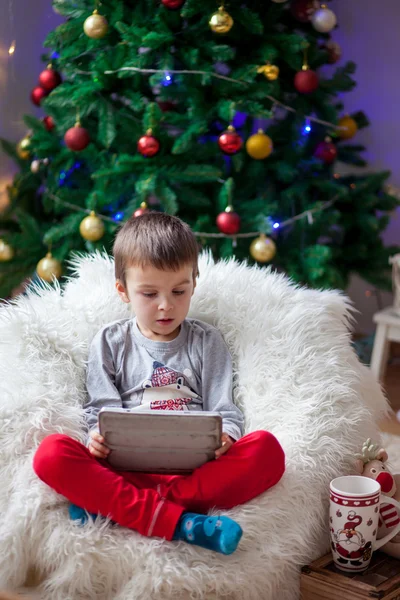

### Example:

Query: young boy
xmin=33 ymin=212 xmax=285 ymax=556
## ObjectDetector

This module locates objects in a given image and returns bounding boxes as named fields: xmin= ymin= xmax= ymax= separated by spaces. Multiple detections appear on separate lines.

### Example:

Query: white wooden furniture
xmin=370 ymin=307 xmax=400 ymax=381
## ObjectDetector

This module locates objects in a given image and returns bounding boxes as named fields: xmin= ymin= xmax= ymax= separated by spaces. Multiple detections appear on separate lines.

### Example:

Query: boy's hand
xmin=89 ymin=430 xmax=110 ymax=459
xmin=215 ymin=433 xmax=235 ymax=459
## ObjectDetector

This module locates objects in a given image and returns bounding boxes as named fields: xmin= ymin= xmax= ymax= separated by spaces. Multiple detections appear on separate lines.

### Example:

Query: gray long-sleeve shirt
xmin=83 ymin=317 xmax=244 ymax=441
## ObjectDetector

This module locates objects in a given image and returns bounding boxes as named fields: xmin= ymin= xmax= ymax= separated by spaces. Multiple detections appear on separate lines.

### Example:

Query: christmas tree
xmin=0 ymin=0 xmax=399 ymax=299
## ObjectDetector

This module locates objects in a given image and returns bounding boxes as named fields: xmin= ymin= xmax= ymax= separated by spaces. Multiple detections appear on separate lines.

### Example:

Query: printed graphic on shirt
xmin=141 ymin=361 xmax=198 ymax=410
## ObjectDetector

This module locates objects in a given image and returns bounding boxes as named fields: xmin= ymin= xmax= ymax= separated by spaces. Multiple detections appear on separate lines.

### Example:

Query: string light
xmin=162 ymin=71 xmax=173 ymax=86
xmin=302 ymin=118 xmax=312 ymax=135
xmin=58 ymin=161 xmax=82 ymax=186
xmin=75 ymin=65 xmax=346 ymax=131
xmin=43 ymin=177 xmax=392 ymax=245
xmin=43 ymin=189 xmax=346 ymax=241
xmin=8 ymin=41 xmax=16 ymax=55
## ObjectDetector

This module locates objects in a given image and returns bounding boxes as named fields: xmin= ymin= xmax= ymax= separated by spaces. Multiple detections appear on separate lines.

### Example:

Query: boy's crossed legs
xmin=33 ymin=430 xmax=284 ymax=553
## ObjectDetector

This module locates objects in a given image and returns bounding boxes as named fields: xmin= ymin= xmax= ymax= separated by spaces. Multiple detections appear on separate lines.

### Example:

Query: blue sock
xmin=68 ymin=503 xmax=98 ymax=525
xmin=173 ymin=513 xmax=243 ymax=555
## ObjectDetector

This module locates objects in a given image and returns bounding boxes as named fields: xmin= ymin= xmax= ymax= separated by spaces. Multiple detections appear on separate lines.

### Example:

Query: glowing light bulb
xmin=162 ymin=71 xmax=173 ymax=86
xmin=302 ymin=118 xmax=312 ymax=135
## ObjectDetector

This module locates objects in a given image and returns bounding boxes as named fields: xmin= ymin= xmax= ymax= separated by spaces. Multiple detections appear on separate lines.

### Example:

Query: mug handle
xmin=373 ymin=496 xmax=400 ymax=550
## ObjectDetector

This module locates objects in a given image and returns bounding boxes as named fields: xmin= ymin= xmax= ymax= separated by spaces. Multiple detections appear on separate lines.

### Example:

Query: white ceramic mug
xmin=330 ymin=475 xmax=400 ymax=572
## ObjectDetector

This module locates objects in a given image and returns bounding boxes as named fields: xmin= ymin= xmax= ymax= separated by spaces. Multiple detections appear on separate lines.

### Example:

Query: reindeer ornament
xmin=355 ymin=438 xmax=400 ymax=559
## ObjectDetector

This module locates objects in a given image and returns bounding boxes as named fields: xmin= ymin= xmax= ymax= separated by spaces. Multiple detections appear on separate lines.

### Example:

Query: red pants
xmin=33 ymin=430 xmax=284 ymax=541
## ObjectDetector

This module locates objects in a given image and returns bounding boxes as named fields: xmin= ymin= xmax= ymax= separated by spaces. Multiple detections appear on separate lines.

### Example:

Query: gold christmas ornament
xmin=36 ymin=252 xmax=62 ymax=281
xmin=257 ymin=62 xmax=279 ymax=81
xmin=246 ymin=130 xmax=273 ymax=160
xmin=337 ymin=115 xmax=358 ymax=140
xmin=250 ymin=234 xmax=276 ymax=263
xmin=209 ymin=6 xmax=234 ymax=34
xmin=79 ymin=211 xmax=105 ymax=241
xmin=83 ymin=10 xmax=109 ymax=39
xmin=17 ymin=136 xmax=31 ymax=160
xmin=0 ymin=239 xmax=14 ymax=262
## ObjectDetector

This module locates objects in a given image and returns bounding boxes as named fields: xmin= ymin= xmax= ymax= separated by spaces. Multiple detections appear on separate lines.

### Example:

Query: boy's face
xmin=116 ymin=263 xmax=196 ymax=342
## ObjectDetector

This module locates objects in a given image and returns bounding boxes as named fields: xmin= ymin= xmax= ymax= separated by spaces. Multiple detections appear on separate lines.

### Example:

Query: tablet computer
xmin=98 ymin=408 xmax=222 ymax=474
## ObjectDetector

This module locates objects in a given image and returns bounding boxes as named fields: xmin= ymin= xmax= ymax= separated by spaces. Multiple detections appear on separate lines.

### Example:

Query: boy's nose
xmin=158 ymin=298 xmax=173 ymax=311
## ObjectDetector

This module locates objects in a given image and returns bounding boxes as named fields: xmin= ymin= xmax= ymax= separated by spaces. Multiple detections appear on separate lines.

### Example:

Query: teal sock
xmin=68 ymin=503 xmax=99 ymax=525
xmin=173 ymin=513 xmax=243 ymax=555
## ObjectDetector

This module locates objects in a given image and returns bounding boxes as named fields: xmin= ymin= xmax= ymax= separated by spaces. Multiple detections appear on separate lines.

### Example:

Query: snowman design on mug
xmin=332 ymin=510 xmax=372 ymax=567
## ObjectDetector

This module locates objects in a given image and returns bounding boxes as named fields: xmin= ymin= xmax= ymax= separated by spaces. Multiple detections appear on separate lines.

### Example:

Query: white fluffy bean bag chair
xmin=0 ymin=252 xmax=388 ymax=600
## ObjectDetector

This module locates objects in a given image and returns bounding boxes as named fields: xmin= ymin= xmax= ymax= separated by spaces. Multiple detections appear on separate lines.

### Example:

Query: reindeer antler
xmin=355 ymin=438 xmax=381 ymax=464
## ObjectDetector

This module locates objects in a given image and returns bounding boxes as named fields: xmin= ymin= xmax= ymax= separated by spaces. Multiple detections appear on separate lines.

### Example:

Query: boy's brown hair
xmin=113 ymin=212 xmax=199 ymax=286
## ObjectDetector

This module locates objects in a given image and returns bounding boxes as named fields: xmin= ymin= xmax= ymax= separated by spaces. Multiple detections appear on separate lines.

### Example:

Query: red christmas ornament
xmin=64 ymin=124 xmax=90 ymax=151
xmin=218 ymin=126 xmax=243 ymax=155
xmin=314 ymin=138 xmax=337 ymax=165
xmin=39 ymin=67 xmax=62 ymax=92
xmin=290 ymin=0 xmax=319 ymax=22
xmin=216 ymin=207 xmax=241 ymax=235
xmin=323 ymin=40 xmax=342 ymax=65
xmin=134 ymin=202 xmax=149 ymax=217
xmin=161 ymin=0 xmax=185 ymax=8
xmin=31 ymin=86 xmax=48 ymax=106
xmin=294 ymin=69 xmax=319 ymax=94
xmin=157 ymin=100 xmax=177 ymax=112
xmin=137 ymin=130 xmax=160 ymax=157
xmin=43 ymin=116 xmax=55 ymax=131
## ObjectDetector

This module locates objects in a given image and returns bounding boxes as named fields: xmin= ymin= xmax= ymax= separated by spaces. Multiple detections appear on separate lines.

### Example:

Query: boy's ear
xmin=115 ymin=280 xmax=130 ymax=304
